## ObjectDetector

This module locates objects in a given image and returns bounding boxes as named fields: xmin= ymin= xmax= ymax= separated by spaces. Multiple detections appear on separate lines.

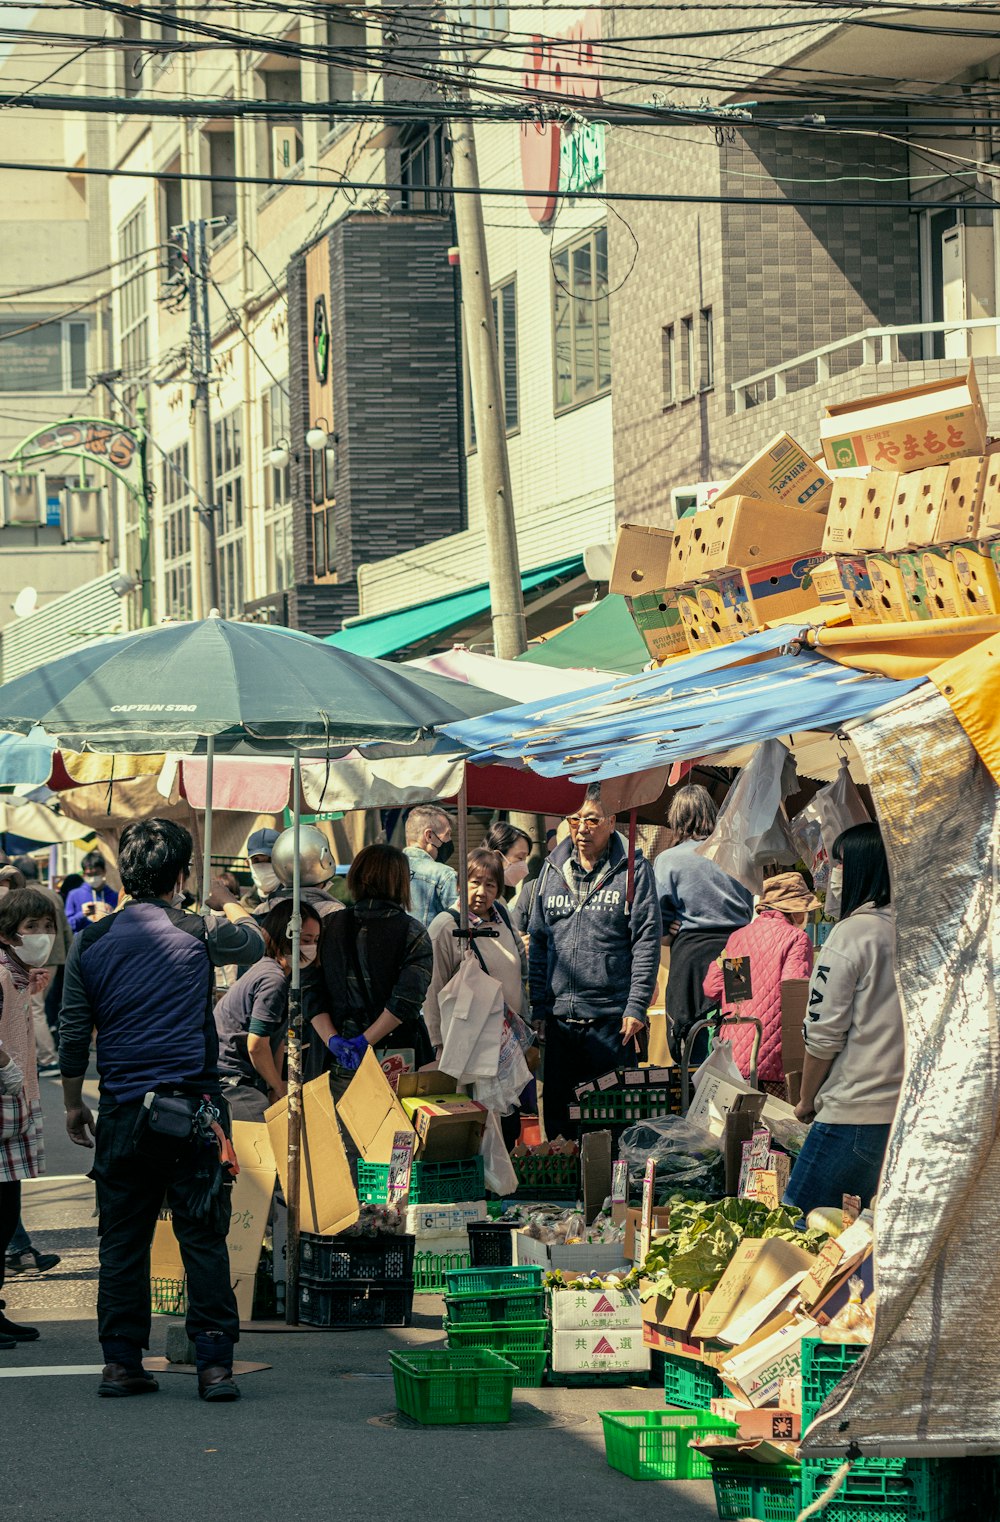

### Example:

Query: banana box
xmin=895 ymin=552 xmax=934 ymax=622
xmin=627 ymin=588 xmax=689 ymax=660
xmin=831 ymin=556 xmax=880 ymax=625
xmin=919 ymin=548 xmax=964 ymax=620
xmin=949 ymin=542 xmax=1000 ymax=617
xmin=676 ymin=576 xmax=752 ymax=653
xmin=865 ymin=554 xmax=914 ymax=623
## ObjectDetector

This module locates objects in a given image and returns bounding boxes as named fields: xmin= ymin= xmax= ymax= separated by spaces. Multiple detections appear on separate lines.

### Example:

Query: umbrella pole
xmin=457 ymin=770 xmax=469 ymax=933
xmin=285 ymin=753 xmax=303 ymax=1326
xmin=201 ymin=732 xmax=215 ymax=902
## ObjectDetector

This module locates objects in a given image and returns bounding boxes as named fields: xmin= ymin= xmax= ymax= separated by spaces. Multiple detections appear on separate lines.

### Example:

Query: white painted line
xmin=0 ymin=1364 xmax=104 ymax=1378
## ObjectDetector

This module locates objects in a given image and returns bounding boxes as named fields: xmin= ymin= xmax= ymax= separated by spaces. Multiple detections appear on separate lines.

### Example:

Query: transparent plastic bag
xmin=695 ymin=739 xmax=799 ymax=894
xmin=618 ymin=1115 xmax=726 ymax=1198
xmin=480 ymin=1109 xmax=519 ymax=1196
xmin=789 ymin=761 xmax=870 ymax=916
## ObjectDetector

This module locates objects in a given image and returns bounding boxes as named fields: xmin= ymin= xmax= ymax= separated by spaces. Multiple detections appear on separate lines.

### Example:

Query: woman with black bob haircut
xmin=301 ymin=843 xmax=434 ymax=1091
xmin=784 ymin=823 xmax=903 ymax=1218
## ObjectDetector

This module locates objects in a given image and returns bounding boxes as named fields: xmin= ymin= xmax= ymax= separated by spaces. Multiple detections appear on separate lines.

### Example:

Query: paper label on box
xmin=551 ymin=1328 xmax=651 ymax=1373
xmin=597 ymin=1069 xmax=622 ymax=1091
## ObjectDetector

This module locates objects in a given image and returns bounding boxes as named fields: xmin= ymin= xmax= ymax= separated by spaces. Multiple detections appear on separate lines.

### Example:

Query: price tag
xmin=611 ymin=1160 xmax=628 ymax=1206
xmin=638 ymin=1159 xmax=656 ymax=1265
xmin=387 ymin=1130 xmax=415 ymax=1208
xmin=722 ymin=956 xmax=753 ymax=1004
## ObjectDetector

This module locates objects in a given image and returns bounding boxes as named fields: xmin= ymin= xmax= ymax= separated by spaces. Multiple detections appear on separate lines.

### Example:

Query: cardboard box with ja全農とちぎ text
xmin=551 ymin=1327 xmax=650 ymax=1374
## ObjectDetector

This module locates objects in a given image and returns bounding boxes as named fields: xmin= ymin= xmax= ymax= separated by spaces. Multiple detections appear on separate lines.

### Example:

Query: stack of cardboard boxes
xmin=614 ymin=362 xmax=995 ymax=661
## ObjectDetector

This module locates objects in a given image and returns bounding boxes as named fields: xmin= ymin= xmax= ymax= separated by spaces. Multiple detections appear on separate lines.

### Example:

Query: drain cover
xmin=369 ymin=1405 xmax=588 ymax=1431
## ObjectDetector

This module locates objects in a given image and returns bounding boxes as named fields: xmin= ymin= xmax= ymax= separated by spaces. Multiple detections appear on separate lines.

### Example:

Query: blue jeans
xmin=784 ymin=1120 xmax=891 ymax=1219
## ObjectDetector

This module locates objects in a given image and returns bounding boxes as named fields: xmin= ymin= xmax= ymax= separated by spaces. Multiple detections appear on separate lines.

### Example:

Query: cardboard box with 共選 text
xmin=820 ymin=363 xmax=987 ymax=474
xmin=551 ymin=1326 xmax=650 ymax=1375
xmin=550 ymin=1285 xmax=643 ymax=1332
xmin=715 ymin=431 xmax=833 ymax=514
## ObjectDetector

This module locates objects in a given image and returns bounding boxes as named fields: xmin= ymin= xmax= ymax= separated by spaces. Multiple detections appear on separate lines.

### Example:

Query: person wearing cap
xmin=244 ymin=826 xmax=342 ymax=921
xmin=703 ymin=870 xmax=819 ymax=1098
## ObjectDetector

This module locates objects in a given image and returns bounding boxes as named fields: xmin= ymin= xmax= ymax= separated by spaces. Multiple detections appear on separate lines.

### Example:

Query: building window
xmin=324 ymin=9 xmax=367 ymax=134
xmin=161 ymin=442 xmax=192 ymax=620
xmin=257 ymin=65 xmax=304 ymax=182
xmin=0 ymin=318 xmax=88 ymax=393
xmin=261 ymin=381 xmax=293 ymax=593
xmin=213 ymin=409 xmax=244 ymax=616
xmin=700 ymin=306 xmax=714 ymax=391
xmin=465 ymin=278 xmax=518 ymax=451
xmin=205 ymin=127 xmax=237 ymax=225
xmin=457 ymin=0 xmax=509 ymax=38
xmin=159 ymin=168 xmax=184 ymax=275
xmin=681 ymin=314 xmax=694 ymax=398
xmin=661 ymin=323 xmax=676 ymax=408
xmin=552 ymin=224 xmax=610 ymax=413
xmin=117 ymin=205 xmax=149 ymax=399
xmin=400 ymin=124 xmax=449 ymax=213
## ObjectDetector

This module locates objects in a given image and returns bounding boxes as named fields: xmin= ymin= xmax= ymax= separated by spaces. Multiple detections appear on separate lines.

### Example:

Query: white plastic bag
xmin=437 ymin=954 xmax=505 ymax=1086
xmin=789 ymin=760 xmax=870 ymax=916
xmin=480 ymin=1109 xmax=519 ymax=1196
xmin=695 ymin=739 xmax=799 ymax=894
xmin=474 ymin=1016 xmax=533 ymax=1117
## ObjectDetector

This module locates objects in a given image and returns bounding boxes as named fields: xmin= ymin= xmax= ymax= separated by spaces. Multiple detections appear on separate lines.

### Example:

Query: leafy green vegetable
xmin=634 ymin=1194 xmax=829 ymax=1301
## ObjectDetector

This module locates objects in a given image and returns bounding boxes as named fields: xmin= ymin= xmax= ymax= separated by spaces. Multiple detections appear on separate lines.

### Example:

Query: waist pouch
xmin=145 ymin=1092 xmax=200 ymax=1140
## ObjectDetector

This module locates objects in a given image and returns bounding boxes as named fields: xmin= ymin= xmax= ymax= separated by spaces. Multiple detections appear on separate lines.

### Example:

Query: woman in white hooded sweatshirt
xmin=784 ymin=824 xmax=904 ymax=1218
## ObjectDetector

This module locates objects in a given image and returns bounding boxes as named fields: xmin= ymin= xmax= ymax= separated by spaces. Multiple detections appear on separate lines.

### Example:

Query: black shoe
xmin=0 ymin=1332 xmax=16 ymax=1350
xmin=198 ymin=1365 xmax=240 ymax=1402
xmin=0 ymin=1310 xmax=40 ymax=1342
xmin=97 ymin=1363 xmax=159 ymax=1398
xmin=5 ymin=1248 xmax=61 ymax=1274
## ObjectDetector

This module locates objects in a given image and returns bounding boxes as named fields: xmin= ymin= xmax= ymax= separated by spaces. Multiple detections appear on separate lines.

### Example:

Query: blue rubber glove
xmin=348 ymin=1034 xmax=370 ymax=1058
xmin=327 ymin=1035 xmax=364 ymax=1071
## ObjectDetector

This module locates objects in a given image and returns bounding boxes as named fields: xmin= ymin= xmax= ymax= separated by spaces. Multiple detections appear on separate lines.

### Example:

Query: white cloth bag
xmin=437 ymin=953 xmax=506 ymax=1086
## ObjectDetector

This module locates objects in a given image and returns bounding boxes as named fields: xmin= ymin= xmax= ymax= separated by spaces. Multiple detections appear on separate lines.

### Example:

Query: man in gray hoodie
xmin=529 ymin=785 xmax=662 ymax=1139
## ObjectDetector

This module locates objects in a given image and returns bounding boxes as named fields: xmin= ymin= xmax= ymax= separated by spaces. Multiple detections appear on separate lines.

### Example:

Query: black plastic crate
xmin=298 ymin=1277 xmax=414 ymax=1329
xmin=298 ymin=1231 xmax=415 ymax=1283
xmin=467 ymin=1221 xmax=515 ymax=1269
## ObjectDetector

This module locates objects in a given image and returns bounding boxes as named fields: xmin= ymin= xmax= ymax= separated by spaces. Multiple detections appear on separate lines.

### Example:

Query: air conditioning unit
xmin=669 ymin=480 xmax=726 ymax=522
xmin=60 ymin=485 xmax=109 ymax=543
xmin=941 ymin=223 xmax=997 ymax=358
xmin=272 ymin=125 xmax=302 ymax=176
xmin=1 ymin=471 xmax=47 ymax=527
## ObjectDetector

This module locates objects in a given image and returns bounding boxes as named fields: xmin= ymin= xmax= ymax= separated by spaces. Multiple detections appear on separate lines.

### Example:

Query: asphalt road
xmin=5 ymin=1075 xmax=720 ymax=1522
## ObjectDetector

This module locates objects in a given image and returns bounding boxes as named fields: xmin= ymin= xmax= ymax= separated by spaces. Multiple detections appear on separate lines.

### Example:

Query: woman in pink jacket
xmin=702 ymin=872 xmax=819 ymax=1097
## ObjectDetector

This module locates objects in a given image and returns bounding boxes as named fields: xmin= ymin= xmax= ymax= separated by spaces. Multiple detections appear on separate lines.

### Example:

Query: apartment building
xmin=605 ymin=2 xmax=1000 ymax=527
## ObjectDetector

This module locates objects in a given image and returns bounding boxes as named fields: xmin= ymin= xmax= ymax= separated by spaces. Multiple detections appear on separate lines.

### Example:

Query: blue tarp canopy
xmin=0 ymin=728 xmax=55 ymax=787
xmin=441 ymin=626 xmax=925 ymax=782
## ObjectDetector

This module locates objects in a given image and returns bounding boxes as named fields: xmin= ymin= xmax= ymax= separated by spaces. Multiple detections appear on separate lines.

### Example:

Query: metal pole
xmin=449 ymin=106 xmax=527 ymax=661
xmin=135 ymin=394 xmax=153 ymax=627
xmin=285 ymin=754 xmax=303 ymax=1326
xmin=201 ymin=730 xmax=214 ymax=902
xmin=188 ymin=219 xmax=221 ymax=616
xmin=456 ymin=771 xmax=469 ymax=933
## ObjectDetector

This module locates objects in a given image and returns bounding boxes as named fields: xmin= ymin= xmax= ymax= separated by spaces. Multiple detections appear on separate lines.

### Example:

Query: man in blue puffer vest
xmin=529 ymin=785 xmax=662 ymax=1140
xmin=59 ymin=818 xmax=264 ymax=1402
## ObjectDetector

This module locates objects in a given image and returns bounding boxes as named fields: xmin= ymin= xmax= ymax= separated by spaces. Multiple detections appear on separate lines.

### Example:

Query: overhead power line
xmin=0 ymin=155 xmax=996 ymax=211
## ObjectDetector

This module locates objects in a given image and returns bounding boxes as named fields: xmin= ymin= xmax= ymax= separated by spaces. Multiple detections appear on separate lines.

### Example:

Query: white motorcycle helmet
xmin=271 ymin=825 xmax=335 ymax=888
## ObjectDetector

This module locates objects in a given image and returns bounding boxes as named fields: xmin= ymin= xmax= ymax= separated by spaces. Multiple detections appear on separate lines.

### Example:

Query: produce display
xmin=517 ymin=1205 xmax=625 ymax=1248
xmin=637 ymin=1197 xmax=829 ymax=1298
xmin=618 ymin=1118 xmax=726 ymax=1201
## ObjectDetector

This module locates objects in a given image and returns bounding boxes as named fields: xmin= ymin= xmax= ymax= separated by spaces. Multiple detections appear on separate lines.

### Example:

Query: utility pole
xmin=449 ymin=105 xmax=527 ymax=660
xmin=183 ymin=219 xmax=221 ymax=615
xmin=134 ymin=394 xmax=153 ymax=627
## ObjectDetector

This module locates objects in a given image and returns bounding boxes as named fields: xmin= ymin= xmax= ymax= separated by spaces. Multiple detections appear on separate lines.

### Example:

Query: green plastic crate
xmin=445 ymin=1320 xmax=549 ymax=1388
xmin=443 ymin=1264 xmax=545 ymax=1296
xmin=801 ymin=1337 xmax=866 ymax=1424
xmin=512 ymin=1152 xmax=581 ymax=1199
xmin=579 ymin=1083 xmax=680 ymax=1126
xmin=413 ymin=1250 xmax=471 ymax=1294
xmin=151 ymin=1277 xmax=187 ymax=1316
xmin=389 ymin=1348 xmax=517 ymax=1425
xmin=444 ymin=1286 xmax=547 ymax=1324
xmin=357 ymin=1157 xmax=485 ymax=1206
xmin=599 ymin=1409 xmax=739 ymax=1482
xmin=800 ymin=1460 xmax=964 ymax=1522
xmin=661 ymin=1350 xmax=724 ymax=1411
xmin=712 ymin=1463 xmax=802 ymax=1520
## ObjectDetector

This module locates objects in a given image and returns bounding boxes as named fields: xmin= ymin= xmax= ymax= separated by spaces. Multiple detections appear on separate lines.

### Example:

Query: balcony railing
xmin=732 ymin=317 xmax=1000 ymax=412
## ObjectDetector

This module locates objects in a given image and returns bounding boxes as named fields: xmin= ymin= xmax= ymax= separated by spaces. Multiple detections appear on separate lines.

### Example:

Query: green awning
xmin=325 ymin=557 xmax=584 ymax=658
xmin=518 ymin=593 xmax=649 ymax=675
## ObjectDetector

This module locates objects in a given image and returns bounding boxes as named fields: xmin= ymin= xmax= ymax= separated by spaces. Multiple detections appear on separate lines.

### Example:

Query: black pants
xmin=91 ymin=1100 xmax=239 ymax=1350
xmin=0 ymin=1180 xmax=21 ymax=1296
xmin=542 ymin=1018 xmax=629 ymax=1142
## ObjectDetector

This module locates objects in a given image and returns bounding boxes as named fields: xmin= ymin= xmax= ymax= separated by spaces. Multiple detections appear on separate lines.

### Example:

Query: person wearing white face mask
xmin=0 ymin=887 xmax=59 ymax=1345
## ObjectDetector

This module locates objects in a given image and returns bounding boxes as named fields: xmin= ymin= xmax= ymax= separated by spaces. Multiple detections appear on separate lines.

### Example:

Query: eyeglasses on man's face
xmin=567 ymin=814 xmax=607 ymax=829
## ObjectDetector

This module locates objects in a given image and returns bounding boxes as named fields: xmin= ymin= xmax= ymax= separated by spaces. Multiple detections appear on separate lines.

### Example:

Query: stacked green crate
xmin=443 ymin=1265 xmax=548 ymax=1388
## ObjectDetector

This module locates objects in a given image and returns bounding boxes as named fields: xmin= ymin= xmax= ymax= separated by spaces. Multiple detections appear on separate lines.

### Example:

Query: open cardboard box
xmin=820 ymin=363 xmax=987 ymax=474
xmin=693 ymin=1237 xmax=815 ymax=1346
xmin=666 ymin=498 xmax=825 ymax=587
xmin=336 ymin=1047 xmax=416 ymax=1165
xmin=410 ymin=1097 xmax=487 ymax=1162
xmin=716 ymin=430 xmax=833 ymax=514
xmin=266 ymin=1075 xmax=359 ymax=1236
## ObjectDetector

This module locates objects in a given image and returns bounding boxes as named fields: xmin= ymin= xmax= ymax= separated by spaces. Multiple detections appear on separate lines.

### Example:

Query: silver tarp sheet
xmin=801 ymin=684 xmax=1000 ymax=1458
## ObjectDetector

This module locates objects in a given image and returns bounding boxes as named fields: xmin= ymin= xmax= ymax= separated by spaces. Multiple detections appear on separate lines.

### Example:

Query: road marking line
xmin=0 ymin=1364 xmax=104 ymax=1378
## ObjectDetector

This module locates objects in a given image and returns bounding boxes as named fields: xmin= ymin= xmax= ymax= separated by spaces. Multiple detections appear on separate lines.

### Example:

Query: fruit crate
xmin=151 ymin=1277 xmax=187 ymax=1316
xmin=414 ymin=1250 xmax=471 ymax=1294
xmin=801 ymin=1337 xmax=866 ymax=1424
xmin=443 ymin=1263 xmax=545 ymax=1296
xmin=390 ymin=1348 xmax=517 ymax=1425
xmin=299 ymin=1231 xmax=415 ymax=1282
xmin=467 ymin=1220 xmax=515 ymax=1268
xmin=512 ymin=1152 xmax=580 ymax=1200
xmin=578 ymin=1082 xmax=680 ymax=1127
xmin=357 ymin=1157 xmax=485 ymax=1206
xmin=444 ymin=1320 xmax=549 ymax=1388
xmin=444 ymin=1286 xmax=547 ymax=1324
xmin=799 ymin=1459 xmax=965 ymax=1522
xmin=662 ymin=1349 xmax=724 ymax=1411
xmin=298 ymin=1277 xmax=414 ymax=1329
xmin=599 ymin=1409 xmax=739 ymax=1482
xmin=712 ymin=1462 xmax=803 ymax=1520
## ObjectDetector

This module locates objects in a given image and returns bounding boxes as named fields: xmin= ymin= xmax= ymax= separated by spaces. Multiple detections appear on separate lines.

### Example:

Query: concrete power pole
xmin=449 ymin=111 xmax=527 ymax=660
xmin=185 ymin=219 xmax=221 ymax=615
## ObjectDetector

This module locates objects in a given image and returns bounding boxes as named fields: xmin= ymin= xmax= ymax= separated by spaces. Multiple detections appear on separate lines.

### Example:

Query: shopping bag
xmin=480 ymin=1109 xmax=519 ymax=1196
xmin=789 ymin=760 xmax=870 ymax=917
xmin=437 ymin=953 xmax=506 ymax=1086
xmin=696 ymin=739 xmax=799 ymax=894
